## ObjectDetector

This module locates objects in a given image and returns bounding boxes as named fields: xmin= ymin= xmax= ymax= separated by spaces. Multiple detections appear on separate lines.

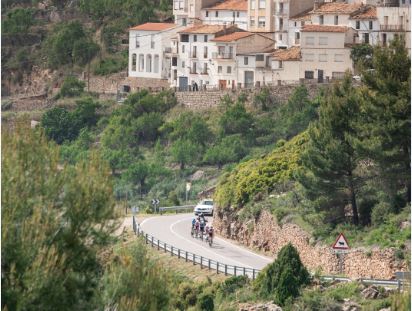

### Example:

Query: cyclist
xmin=204 ymin=224 xmax=210 ymax=241
xmin=199 ymin=218 xmax=206 ymax=240
xmin=208 ymin=225 xmax=214 ymax=246
xmin=191 ymin=218 xmax=196 ymax=236
xmin=194 ymin=219 xmax=200 ymax=237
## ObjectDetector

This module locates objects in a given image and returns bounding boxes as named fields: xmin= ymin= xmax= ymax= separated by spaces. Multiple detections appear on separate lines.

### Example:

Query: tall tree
xmin=299 ymin=75 xmax=361 ymax=225
xmin=2 ymin=121 xmax=117 ymax=310
xmin=357 ymin=36 xmax=411 ymax=204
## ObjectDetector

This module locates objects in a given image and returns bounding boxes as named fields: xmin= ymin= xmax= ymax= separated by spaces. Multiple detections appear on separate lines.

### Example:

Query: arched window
xmin=131 ymin=54 xmax=137 ymax=71
xmin=146 ymin=54 xmax=152 ymax=72
xmin=154 ymin=55 xmax=159 ymax=73
xmin=139 ymin=54 xmax=144 ymax=72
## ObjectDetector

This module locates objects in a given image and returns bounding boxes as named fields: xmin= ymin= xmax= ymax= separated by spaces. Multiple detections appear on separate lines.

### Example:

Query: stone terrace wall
xmin=175 ymin=83 xmax=323 ymax=109
xmin=213 ymin=210 xmax=407 ymax=279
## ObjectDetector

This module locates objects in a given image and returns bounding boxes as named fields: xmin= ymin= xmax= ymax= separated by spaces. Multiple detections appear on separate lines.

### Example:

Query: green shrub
xmin=2 ymin=8 xmax=34 ymax=34
xmin=92 ymin=55 xmax=128 ymax=75
xmin=218 ymin=276 xmax=249 ymax=296
xmin=197 ymin=292 xmax=214 ymax=311
xmin=254 ymin=243 xmax=310 ymax=306
xmin=176 ymin=282 xmax=198 ymax=309
xmin=58 ymin=76 xmax=86 ymax=98
xmin=371 ymin=201 xmax=393 ymax=225
xmin=1 ymin=101 xmax=13 ymax=111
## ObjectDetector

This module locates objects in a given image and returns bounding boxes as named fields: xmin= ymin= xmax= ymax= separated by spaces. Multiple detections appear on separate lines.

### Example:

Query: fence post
xmin=157 ymin=240 xmax=160 ymax=250
xmin=225 ymin=265 xmax=227 ymax=276
xmin=151 ymin=236 xmax=154 ymax=247
xmin=145 ymin=234 xmax=148 ymax=244
xmin=200 ymin=256 xmax=203 ymax=269
xmin=208 ymin=259 xmax=211 ymax=270
xmin=217 ymin=262 xmax=219 ymax=274
xmin=397 ymin=279 xmax=401 ymax=291
xmin=243 ymin=267 xmax=246 ymax=276
xmin=164 ymin=243 xmax=167 ymax=253
xmin=234 ymin=266 xmax=237 ymax=276
xmin=193 ymin=254 xmax=195 ymax=265
xmin=178 ymin=249 xmax=180 ymax=259
xmin=171 ymin=246 xmax=173 ymax=256
xmin=185 ymin=251 xmax=188 ymax=262
xmin=252 ymin=269 xmax=255 ymax=280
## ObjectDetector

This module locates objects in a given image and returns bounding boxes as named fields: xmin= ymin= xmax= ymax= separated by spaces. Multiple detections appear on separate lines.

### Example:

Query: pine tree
xmin=299 ymin=75 xmax=361 ymax=225
xmin=357 ymin=36 xmax=411 ymax=204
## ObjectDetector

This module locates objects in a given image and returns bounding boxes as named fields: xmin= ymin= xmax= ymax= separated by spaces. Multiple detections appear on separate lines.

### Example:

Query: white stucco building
xmin=300 ymin=24 xmax=355 ymax=82
xmin=200 ymin=0 xmax=248 ymax=30
xmin=349 ymin=6 xmax=379 ymax=45
xmin=377 ymin=5 xmax=410 ymax=50
xmin=129 ymin=23 xmax=183 ymax=80
xmin=271 ymin=46 xmax=301 ymax=84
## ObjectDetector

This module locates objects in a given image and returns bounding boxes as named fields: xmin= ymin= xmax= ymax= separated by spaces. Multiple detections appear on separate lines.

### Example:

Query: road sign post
xmin=151 ymin=199 xmax=160 ymax=213
xmin=332 ymin=233 xmax=350 ymax=274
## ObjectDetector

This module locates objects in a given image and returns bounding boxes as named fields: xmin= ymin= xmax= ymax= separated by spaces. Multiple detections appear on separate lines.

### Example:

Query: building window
xmin=279 ymin=60 xmax=283 ymax=68
xmin=192 ymin=46 xmax=197 ymax=58
xmin=139 ymin=54 xmax=144 ymax=71
xmin=182 ymin=45 xmax=185 ymax=53
xmin=295 ymin=32 xmax=300 ymax=44
xmin=218 ymin=66 xmax=222 ymax=73
xmin=172 ymin=57 xmax=177 ymax=66
xmin=244 ymin=57 xmax=248 ymax=65
xmin=319 ymin=54 xmax=327 ymax=62
xmin=369 ymin=21 xmax=373 ymax=30
xmin=382 ymin=33 xmax=387 ymax=46
xmin=256 ymin=54 xmax=264 ymax=61
xmin=227 ymin=66 xmax=231 ymax=73
xmin=233 ymin=11 xmax=236 ymax=18
xmin=154 ymin=55 xmax=159 ymax=73
xmin=132 ymin=54 xmax=137 ymax=71
xmin=319 ymin=37 xmax=328 ymax=45
xmin=203 ymin=63 xmax=208 ymax=74
xmin=204 ymin=35 xmax=208 ymax=42
xmin=215 ymin=11 xmax=218 ymax=17
xmin=181 ymin=34 xmax=189 ymax=42
xmin=384 ymin=16 xmax=388 ymax=25
xmin=179 ymin=0 xmax=183 ymax=9
xmin=294 ymin=22 xmax=297 ymax=27
xmin=135 ymin=39 xmax=140 ymax=48
xmin=258 ymin=17 xmax=266 ymax=28
xmin=151 ymin=41 xmax=155 ymax=49
xmin=279 ymin=34 xmax=282 ymax=41
xmin=192 ymin=62 xmax=197 ymax=73
xmin=237 ymin=11 xmax=240 ymax=17
xmin=334 ymin=54 xmax=343 ymax=62
xmin=356 ymin=21 xmax=360 ymax=29
xmin=279 ymin=18 xmax=283 ymax=30
xmin=259 ymin=0 xmax=266 ymax=9
xmin=334 ymin=15 xmax=338 ymax=25
xmin=305 ymin=36 xmax=314 ymax=45
xmin=319 ymin=15 xmax=324 ymax=25
xmin=250 ymin=17 xmax=255 ymax=27
xmin=174 ymin=0 xmax=178 ymax=10
xmin=204 ymin=46 xmax=208 ymax=58
xmin=251 ymin=0 xmax=255 ymax=9
xmin=206 ymin=10 xmax=209 ymax=17
xmin=305 ymin=71 xmax=314 ymax=79
xmin=146 ymin=54 xmax=152 ymax=72
xmin=363 ymin=33 xmax=369 ymax=44
xmin=182 ymin=18 xmax=187 ymax=26
xmin=332 ymin=72 xmax=345 ymax=80
xmin=182 ymin=61 xmax=185 ymax=68
xmin=194 ymin=35 xmax=197 ymax=42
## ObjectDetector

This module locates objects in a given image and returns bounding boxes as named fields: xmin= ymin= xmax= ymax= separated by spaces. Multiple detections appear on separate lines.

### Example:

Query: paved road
xmin=135 ymin=213 xmax=273 ymax=270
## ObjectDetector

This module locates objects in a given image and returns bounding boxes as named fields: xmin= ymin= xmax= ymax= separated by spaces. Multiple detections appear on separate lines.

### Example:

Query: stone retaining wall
xmin=213 ymin=209 xmax=407 ymax=279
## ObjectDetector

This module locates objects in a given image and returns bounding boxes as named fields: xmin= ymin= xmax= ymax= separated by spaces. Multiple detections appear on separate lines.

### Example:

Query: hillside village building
xmin=129 ymin=0 xmax=411 ymax=88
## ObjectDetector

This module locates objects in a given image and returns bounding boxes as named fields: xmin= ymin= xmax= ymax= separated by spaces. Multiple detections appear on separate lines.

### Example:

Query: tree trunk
xmin=348 ymin=172 xmax=359 ymax=225
xmin=180 ymin=162 xmax=185 ymax=170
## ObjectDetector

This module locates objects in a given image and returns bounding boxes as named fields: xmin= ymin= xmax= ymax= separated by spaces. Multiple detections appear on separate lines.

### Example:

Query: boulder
xmin=239 ymin=302 xmax=282 ymax=311
xmin=342 ymin=299 xmax=361 ymax=311
xmin=361 ymin=286 xmax=380 ymax=299
xmin=190 ymin=170 xmax=204 ymax=181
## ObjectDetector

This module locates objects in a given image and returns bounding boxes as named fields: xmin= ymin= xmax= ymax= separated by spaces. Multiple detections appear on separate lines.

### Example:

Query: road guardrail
xmin=132 ymin=216 xmax=408 ymax=289
xmin=159 ymin=205 xmax=195 ymax=215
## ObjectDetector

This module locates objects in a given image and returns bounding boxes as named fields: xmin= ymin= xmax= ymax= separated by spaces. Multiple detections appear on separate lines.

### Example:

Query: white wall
xmin=271 ymin=60 xmax=301 ymax=83
xmin=349 ymin=19 xmax=379 ymax=45
xmin=200 ymin=9 xmax=248 ymax=30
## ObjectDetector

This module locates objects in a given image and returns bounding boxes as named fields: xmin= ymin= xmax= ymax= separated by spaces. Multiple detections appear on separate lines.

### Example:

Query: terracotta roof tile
xmin=211 ymin=31 xmax=252 ymax=42
xmin=350 ymin=6 xmax=377 ymax=20
xmin=179 ymin=24 xmax=235 ymax=34
xmin=290 ymin=9 xmax=312 ymax=21
xmin=301 ymin=24 xmax=348 ymax=33
xmin=272 ymin=46 xmax=301 ymax=61
xmin=206 ymin=0 xmax=247 ymax=11
xmin=130 ymin=22 xmax=176 ymax=31
xmin=312 ymin=2 xmax=362 ymax=14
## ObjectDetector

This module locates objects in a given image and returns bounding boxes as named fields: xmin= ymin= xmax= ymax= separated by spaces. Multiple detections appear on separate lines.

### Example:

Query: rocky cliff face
xmin=213 ymin=209 xmax=407 ymax=279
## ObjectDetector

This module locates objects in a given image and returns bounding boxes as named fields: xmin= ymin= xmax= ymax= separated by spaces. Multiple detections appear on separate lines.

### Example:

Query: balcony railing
xmin=164 ymin=47 xmax=172 ymax=53
xmin=380 ymin=24 xmax=404 ymax=31
xmin=212 ymin=52 xmax=234 ymax=59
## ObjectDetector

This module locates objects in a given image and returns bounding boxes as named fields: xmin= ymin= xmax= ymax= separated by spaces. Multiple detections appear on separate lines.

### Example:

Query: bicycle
xmin=208 ymin=234 xmax=213 ymax=247
xmin=191 ymin=225 xmax=195 ymax=237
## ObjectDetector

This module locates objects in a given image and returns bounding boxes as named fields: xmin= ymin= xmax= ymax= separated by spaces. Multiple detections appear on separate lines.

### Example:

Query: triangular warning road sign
xmin=332 ymin=233 xmax=350 ymax=250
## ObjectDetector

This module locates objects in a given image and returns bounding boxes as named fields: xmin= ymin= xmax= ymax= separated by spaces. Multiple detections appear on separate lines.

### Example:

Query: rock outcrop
xmin=213 ymin=210 xmax=407 ymax=279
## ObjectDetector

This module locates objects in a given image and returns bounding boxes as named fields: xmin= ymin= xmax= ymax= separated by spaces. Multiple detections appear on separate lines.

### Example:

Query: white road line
xmin=169 ymin=216 xmax=254 ymax=268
